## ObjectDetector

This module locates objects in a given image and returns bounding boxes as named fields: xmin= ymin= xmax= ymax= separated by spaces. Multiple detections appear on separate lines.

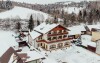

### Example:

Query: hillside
xmin=0 ymin=6 xmax=49 ymax=21
xmin=7 ymin=0 xmax=97 ymax=4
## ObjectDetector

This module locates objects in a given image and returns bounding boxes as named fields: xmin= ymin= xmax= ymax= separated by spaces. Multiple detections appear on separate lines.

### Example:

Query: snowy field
xmin=40 ymin=45 xmax=100 ymax=63
xmin=7 ymin=0 xmax=97 ymax=4
xmin=63 ymin=7 xmax=83 ymax=14
xmin=0 ymin=6 xmax=49 ymax=21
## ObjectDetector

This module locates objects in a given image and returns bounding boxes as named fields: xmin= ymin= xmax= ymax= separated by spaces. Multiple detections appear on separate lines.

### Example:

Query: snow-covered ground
xmin=0 ymin=31 xmax=18 ymax=57
xmin=7 ymin=0 xmax=97 ymax=4
xmin=0 ymin=6 xmax=49 ymax=21
xmin=63 ymin=7 xmax=83 ymax=14
xmin=40 ymin=45 xmax=100 ymax=63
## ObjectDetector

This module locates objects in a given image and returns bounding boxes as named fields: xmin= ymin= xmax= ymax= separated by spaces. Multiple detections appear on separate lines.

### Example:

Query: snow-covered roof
xmin=0 ymin=31 xmax=18 ymax=57
xmin=0 ymin=6 xmax=49 ymax=20
xmin=34 ymin=22 xmax=59 ymax=34
xmin=18 ymin=51 xmax=44 ymax=62
xmin=81 ymin=35 xmax=96 ymax=47
xmin=68 ymin=25 xmax=86 ymax=35
xmin=87 ymin=25 xmax=100 ymax=31
xmin=29 ymin=30 xmax=41 ymax=40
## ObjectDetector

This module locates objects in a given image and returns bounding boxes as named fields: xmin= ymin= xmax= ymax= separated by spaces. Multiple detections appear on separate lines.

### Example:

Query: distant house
xmin=85 ymin=25 xmax=100 ymax=35
xmin=91 ymin=32 xmax=100 ymax=55
xmin=0 ymin=46 xmax=45 ymax=63
xmin=0 ymin=47 xmax=23 ymax=63
xmin=29 ymin=22 xmax=71 ymax=51
xmin=15 ymin=31 xmax=29 ymax=47
xmin=68 ymin=25 xmax=86 ymax=39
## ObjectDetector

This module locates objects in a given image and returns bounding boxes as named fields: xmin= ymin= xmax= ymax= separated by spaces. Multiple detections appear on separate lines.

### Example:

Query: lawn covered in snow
xmin=40 ymin=45 xmax=100 ymax=63
xmin=0 ymin=6 xmax=49 ymax=21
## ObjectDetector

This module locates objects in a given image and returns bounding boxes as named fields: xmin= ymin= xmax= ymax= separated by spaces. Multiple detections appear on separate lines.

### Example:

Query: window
xmin=48 ymin=32 xmax=51 ymax=34
xmin=58 ymin=36 xmax=62 ymax=39
xmin=50 ymin=45 xmax=56 ymax=49
xmin=38 ymin=36 xmax=42 ymax=40
xmin=58 ymin=43 xmax=63 ymax=48
xmin=48 ymin=37 xmax=51 ymax=41
xmin=53 ymin=31 xmax=57 ymax=34
xmin=52 ymin=37 xmax=57 ymax=40
xmin=68 ymin=35 xmax=73 ymax=38
xmin=41 ymin=43 xmax=42 ymax=46
xmin=59 ymin=30 xmax=62 ymax=33
xmin=63 ymin=35 xmax=67 ymax=38
xmin=65 ymin=42 xmax=69 ymax=46
xmin=63 ymin=30 xmax=66 ymax=32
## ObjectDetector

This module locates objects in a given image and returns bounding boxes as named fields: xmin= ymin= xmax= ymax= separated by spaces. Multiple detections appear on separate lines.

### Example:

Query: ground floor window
xmin=64 ymin=42 xmax=69 ymax=46
xmin=50 ymin=45 xmax=56 ymax=49
xmin=58 ymin=43 xmax=63 ymax=48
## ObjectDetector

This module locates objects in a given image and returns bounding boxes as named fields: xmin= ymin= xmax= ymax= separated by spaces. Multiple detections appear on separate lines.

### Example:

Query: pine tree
xmin=63 ymin=18 xmax=67 ymax=26
xmin=28 ymin=15 xmax=34 ymax=32
xmin=83 ymin=10 xmax=87 ymax=19
xmin=88 ymin=11 xmax=93 ymax=25
xmin=54 ymin=16 xmax=58 ymax=23
xmin=70 ymin=13 xmax=76 ymax=24
xmin=79 ymin=10 xmax=82 ymax=18
xmin=37 ymin=19 xmax=40 ymax=26
xmin=61 ymin=9 xmax=64 ymax=18
xmin=78 ymin=10 xmax=83 ymax=23
xmin=16 ymin=22 xmax=21 ymax=31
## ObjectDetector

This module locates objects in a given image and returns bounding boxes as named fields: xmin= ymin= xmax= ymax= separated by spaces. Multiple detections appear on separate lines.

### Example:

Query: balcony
xmin=48 ymin=32 xmax=68 ymax=36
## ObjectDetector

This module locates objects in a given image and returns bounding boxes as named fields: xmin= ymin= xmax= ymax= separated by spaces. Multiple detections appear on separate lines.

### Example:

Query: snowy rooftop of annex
xmin=68 ymin=25 xmax=86 ymax=35
xmin=81 ymin=35 xmax=96 ymax=47
xmin=87 ymin=25 xmax=100 ymax=31
xmin=34 ymin=22 xmax=59 ymax=34
xmin=0 ymin=31 xmax=18 ymax=57
xmin=18 ymin=51 xmax=44 ymax=62
xmin=29 ymin=30 xmax=41 ymax=40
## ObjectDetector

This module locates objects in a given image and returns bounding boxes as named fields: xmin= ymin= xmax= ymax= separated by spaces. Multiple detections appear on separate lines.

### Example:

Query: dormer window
xmin=59 ymin=30 xmax=62 ymax=33
xmin=53 ymin=31 xmax=57 ymax=34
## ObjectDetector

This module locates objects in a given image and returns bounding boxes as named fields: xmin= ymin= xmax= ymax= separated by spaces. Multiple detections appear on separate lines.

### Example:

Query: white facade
xmin=96 ymin=40 xmax=100 ymax=55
